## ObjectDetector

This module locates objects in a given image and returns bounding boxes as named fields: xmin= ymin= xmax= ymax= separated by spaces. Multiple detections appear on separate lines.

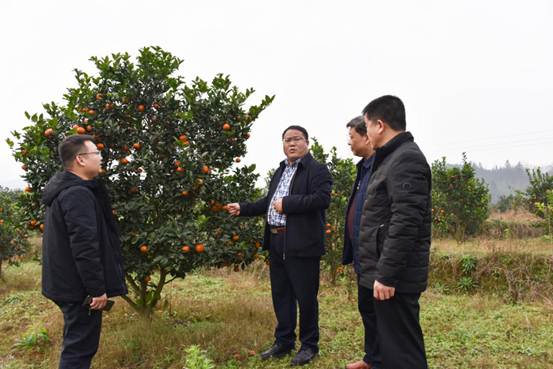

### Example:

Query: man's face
xmin=76 ymin=140 xmax=102 ymax=177
xmin=348 ymin=127 xmax=372 ymax=158
xmin=364 ymin=114 xmax=384 ymax=149
xmin=282 ymin=129 xmax=309 ymax=162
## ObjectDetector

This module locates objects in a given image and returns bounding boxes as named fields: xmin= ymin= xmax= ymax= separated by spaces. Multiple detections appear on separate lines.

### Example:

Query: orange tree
xmin=0 ymin=187 xmax=30 ymax=279
xmin=431 ymin=154 xmax=490 ymax=242
xmin=310 ymin=140 xmax=356 ymax=284
xmin=8 ymin=47 xmax=273 ymax=314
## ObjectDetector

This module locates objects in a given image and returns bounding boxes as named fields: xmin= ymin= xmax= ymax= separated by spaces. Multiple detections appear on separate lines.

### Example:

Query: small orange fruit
xmin=195 ymin=243 xmax=205 ymax=253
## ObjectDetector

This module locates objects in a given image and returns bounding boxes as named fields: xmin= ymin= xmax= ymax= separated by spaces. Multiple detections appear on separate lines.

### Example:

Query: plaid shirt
xmin=267 ymin=159 xmax=300 ymax=226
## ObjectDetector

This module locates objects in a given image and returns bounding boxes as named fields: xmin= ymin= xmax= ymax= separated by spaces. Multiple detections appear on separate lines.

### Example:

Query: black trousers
xmin=55 ymin=301 xmax=103 ymax=369
xmin=269 ymin=232 xmax=320 ymax=351
xmin=358 ymin=283 xmax=428 ymax=369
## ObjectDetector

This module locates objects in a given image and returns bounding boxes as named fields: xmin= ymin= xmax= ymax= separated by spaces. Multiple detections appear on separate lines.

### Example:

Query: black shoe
xmin=259 ymin=343 xmax=294 ymax=360
xmin=291 ymin=348 xmax=318 ymax=366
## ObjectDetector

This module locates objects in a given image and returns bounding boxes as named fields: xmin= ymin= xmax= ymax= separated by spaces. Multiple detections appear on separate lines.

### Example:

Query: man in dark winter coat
xmin=41 ymin=134 xmax=127 ymax=369
xmin=356 ymin=96 xmax=431 ymax=369
xmin=226 ymin=125 xmax=332 ymax=366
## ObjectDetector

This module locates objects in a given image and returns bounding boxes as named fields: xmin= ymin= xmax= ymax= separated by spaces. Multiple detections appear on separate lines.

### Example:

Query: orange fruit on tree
xmin=86 ymin=125 xmax=93 ymax=132
xmin=76 ymin=126 xmax=86 ymax=135
xmin=139 ymin=244 xmax=149 ymax=253
xmin=175 ymin=160 xmax=181 ymax=167
xmin=325 ymin=229 xmax=332 ymax=235
xmin=234 ymin=157 xmax=241 ymax=163
xmin=39 ymin=223 xmax=45 ymax=233
xmin=222 ymin=122 xmax=231 ymax=131
xmin=104 ymin=102 xmax=113 ymax=111
xmin=181 ymin=245 xmax=191 ymax=253
xmin=255 ymin=240 xmax=262 ymax=248
xmin=178 ymin=134 xmax=188 ymax=143
xmin=119 ymin=157 xmax=129 ymax=165
xmin=176 ymin=166 xmax=185 ymax=173
xmin=137 ymin=104 xmax=145 ymax=112
xmin=95 ymin=93 xmax=103 ymax=101
xmin=43 ymin=128 xmax=54 ymax=138
xmin=180 ymin=190 xmax=190 ymax=197
xmin=133 ymin=143 xmax=141 ymax=150
xmin=195 ymin=243 xmax=205 ymax=253
xmin=201 ymin=165 xmax=210 ymax=174
xmin=30 ymin=219 xmax=38 ymax=227
xmin=326 ymin=223 xmax=331 ymax=228
xmin=96 ymin=143 xmax=105 ymax=151
xmin=88 ymin=109 xmax=96 ymax=116
xmin=24 ymin=186 xmax=32 ymax=193
xmin=232 ymin=234 xmax=240 ymax=242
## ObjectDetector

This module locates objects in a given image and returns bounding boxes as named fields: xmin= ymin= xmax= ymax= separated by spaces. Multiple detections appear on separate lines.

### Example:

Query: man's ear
xmin=74 ymin=155 xmax=85 ymax=167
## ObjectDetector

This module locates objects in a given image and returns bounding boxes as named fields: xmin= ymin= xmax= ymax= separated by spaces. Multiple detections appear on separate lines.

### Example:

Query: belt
xmin=270 ymin=226 xmax=286 ymax=234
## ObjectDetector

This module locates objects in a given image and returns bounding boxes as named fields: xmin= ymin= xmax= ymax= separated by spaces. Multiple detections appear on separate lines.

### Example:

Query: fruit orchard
xmin=8 ymin=47 xmax=273 ymax=313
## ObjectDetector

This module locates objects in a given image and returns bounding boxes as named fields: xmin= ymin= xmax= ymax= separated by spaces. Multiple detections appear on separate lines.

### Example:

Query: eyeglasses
xmin=283 ymin=136 xmax=305 ymax=144
xmin=77 ymin=151 xmax=101 ymax=157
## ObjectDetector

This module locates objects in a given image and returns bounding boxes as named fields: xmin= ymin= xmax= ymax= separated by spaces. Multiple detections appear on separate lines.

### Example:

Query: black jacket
xmin=357 ymin=132 xmax=432 ymax=293
xmin=342 ymin=158 xmax=369 ymax=267
xmin=240 ymin=152 xmax=332 ymax=258
xmin=41 ymin=171 xmax=127 ymax=302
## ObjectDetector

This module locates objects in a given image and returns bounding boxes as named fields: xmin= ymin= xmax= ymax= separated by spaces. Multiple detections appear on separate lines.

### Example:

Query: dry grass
xmin=1 ymin=260 xmax=553 ymax=369
xmin=488 ymin=209 xmax=542 ymax=223
xmin=432 ymin=237 xmax=552 ymax=256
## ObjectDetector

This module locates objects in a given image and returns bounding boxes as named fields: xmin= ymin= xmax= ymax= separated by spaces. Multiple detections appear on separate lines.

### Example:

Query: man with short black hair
xmin=226 ymin=125 xmax=332 ymax=366
xmin=42 ymin=134 xmax=127 ymax=369
xmin=356 ymin=95 xmax=431 ymax=369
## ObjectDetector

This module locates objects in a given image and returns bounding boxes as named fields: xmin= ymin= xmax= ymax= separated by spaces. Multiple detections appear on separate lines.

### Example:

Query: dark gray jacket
xmin=358 ymin=132 xmax=431 ymax=293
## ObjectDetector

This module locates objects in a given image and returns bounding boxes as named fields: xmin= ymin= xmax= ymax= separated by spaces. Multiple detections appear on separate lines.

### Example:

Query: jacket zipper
xmin=283 ymin=164 xmax=301 ymax=261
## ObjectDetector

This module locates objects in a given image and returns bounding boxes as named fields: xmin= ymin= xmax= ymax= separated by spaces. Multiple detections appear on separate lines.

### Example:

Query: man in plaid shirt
xmin=227 ymin=125 xmax=332 ymax=366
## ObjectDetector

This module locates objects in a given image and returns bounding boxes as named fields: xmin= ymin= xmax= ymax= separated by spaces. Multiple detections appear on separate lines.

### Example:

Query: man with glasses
xmin=226 ymin=125 xmax=332 ymax=366
xmin=41 ymin=135 xmax=127 ymax=369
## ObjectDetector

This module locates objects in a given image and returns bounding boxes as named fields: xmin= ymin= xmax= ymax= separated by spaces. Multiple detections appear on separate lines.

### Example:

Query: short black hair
xmin=346 ymin=116 xmax=366 ymax=135
xmin=58 ymin=134 xmax=95 ymax=168
xmin=282 ymin=125 xmax=309 ymax=142
xmin=362 ymin=95 xmax=406 ymax=131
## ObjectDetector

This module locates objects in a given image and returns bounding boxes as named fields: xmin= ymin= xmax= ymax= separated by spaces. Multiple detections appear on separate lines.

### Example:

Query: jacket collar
xmin=373 ymin=131 xmax=414 ymax=168
xmin=279 ymin=151 xmax=313 ymax=169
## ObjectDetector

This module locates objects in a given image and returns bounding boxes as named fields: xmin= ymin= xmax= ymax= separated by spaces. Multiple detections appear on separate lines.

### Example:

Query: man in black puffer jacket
xmin=41 ymin=135 xmax=127 ymax=369
xmin=356 ymin=96 xmax=431 ymax=369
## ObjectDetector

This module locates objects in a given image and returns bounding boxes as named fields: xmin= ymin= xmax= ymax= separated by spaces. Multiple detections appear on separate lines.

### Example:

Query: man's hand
xmin=272 ymin=198 xmax=283 ymax=214
xmin=373 ymin=280 xmax=395 ymax=301
xmin=226 ymin=203 xmax=240 ymax=216
xmin=90 ymin=293 xmax=108 ymax=310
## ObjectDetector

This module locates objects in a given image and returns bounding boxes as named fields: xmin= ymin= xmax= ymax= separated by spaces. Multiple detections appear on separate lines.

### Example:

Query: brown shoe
xmin=345 ymin=360 xmax=370 ymax=369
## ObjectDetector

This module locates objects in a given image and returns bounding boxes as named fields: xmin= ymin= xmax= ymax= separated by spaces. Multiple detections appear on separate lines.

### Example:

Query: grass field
xmin=1 ymin=258 xmax=552 ymax=369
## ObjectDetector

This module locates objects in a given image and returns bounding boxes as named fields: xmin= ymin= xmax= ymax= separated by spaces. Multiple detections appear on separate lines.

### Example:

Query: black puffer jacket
xmin=358 ymin=132 xmax=431 ymax=293
xmin=41 ymin=171 xmax=127 ymax=302
xmin=239 ymin=152 xmax=332 ymax=258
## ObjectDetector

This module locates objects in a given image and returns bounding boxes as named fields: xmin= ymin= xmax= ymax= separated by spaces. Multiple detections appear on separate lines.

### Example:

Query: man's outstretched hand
xmin=226 ymin=203 xmax=240 ymax=216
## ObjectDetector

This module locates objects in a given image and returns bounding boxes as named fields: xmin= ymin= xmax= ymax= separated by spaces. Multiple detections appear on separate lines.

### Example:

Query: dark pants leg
xmin=269 ymin=233 xmax=320 ymax=351
xmin=358 ymin=282 xmax=382 ymax=368
xmin=55 ymin=301 xmax=102 ymax=369
xmin=373 ymin=291 xmax=428 ymax=369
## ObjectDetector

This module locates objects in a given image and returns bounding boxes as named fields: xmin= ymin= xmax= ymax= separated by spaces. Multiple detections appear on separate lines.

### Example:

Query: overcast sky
xmin=1 ymin=0 xmax=552 ymax=189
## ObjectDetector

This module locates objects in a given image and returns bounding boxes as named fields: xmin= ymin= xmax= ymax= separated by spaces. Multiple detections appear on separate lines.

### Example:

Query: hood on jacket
xmin=42 ymin=171 xmax=98 ymax=206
